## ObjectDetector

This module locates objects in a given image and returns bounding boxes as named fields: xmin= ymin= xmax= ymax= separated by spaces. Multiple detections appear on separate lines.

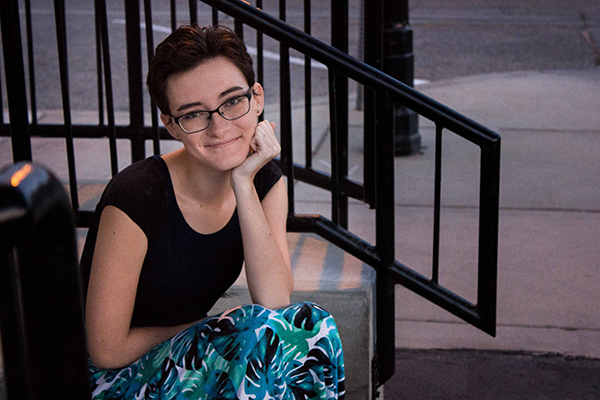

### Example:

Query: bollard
xmin=383 ymin=0 xmax=421 ymax=156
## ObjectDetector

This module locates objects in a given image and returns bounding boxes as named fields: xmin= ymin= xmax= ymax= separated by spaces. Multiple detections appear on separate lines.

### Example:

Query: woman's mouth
xmin=205 ymin=137 xmax=240 ymax=149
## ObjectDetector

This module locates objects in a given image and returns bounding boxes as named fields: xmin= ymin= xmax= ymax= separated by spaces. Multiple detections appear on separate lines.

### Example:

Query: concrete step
xmin=209 ymin=232 xmax=376 ymax=399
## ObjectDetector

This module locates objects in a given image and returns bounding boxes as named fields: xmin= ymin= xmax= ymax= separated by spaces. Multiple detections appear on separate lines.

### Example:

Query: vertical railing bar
xmin=95 ymin=9 xmax=105 ymax=126
xmin=432 ymin=124 xmax=443 ymax=283
xmin=1 ymin=0 xmax=32 ymax=162
xmin=0 ymin=244 xmax=35 ymax=400
xmin=144 ymin=0 xmax=161 ymax=155
xmin=234 ymin=18 xmax=244 ymax=38
xmin=212 ymin=7 xmax=219 ymax=25
xmin=374 ymin=91 xmax=396 ymax=387
xmin=235 ymin=21 xmax=243 ymax=38
xmin=256 ymin=0 xmax=264 ymax=122
xmin=303 ymin=0 xmax=312 ymax=169
xmin=328 ymin=69 xmax=340 ymax=225
xmin=477 ymin=143 xmax=501 ymax=335
xmin=279 ymin=0 xmax=294 ymax=215
xmin=362 ymin=0 xmax=380 ymax=210
xmin=0 ymin=61 xmax=4 ymax=125
xmin=54 ymin=0 xmax=79 ymax=212
xmin=95 ymin=0 xmax=118 ymax=176
xmin=125 ymin=0 xmax=146 ymax=162
xmin=355 ymin=0 xmax=364 ymax=112
xmin=331 ymin=0 xmax=349 ymax=229
xmin=189 ymin=0 xmax=198 ymax=24
xmin=24 ymin=0 xmax=37 ymax=125
xmin=363 ymin=89 xmax=376 ymax=209
xmin=170 ymin=0 xmax=177 ymax=32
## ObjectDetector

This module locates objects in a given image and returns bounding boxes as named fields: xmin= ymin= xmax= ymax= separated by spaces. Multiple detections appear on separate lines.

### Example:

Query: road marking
xmin=113 ymin=20 xmax=327 ymax=70
xmin=318 ymin=159 xmax=331 ymax=169
xmin=113 ymin=19 xmax=429 ymax=82
xmin=348 ymin=164 xmax=360 ymax=176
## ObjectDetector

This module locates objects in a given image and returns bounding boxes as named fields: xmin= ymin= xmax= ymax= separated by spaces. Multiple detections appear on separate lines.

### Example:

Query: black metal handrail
xmin=0 ymin=162 xmax=90 ymax=399
xmin=202 ymin=0 xmax=501 ymax=388
xmin=206 ymin=0 xmax=499 ymax=146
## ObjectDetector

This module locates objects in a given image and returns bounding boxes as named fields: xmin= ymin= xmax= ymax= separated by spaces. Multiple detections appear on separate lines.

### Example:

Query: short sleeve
xmin=79 ymin=157 xmax=167 ymax=296
xmin=254 ymin=160 xmax=283 ymax=200
xmin=100 ymin=159 xmax=166 ymax=239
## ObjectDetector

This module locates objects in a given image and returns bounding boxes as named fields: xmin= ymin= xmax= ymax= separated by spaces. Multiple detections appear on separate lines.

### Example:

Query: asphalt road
xmin=5 ymin=0 xmax=599 ymax=112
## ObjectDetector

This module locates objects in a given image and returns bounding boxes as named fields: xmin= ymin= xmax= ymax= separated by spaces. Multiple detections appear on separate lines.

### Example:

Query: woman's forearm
xmin=233 ymin=180 xmax=293 ymax=309
xmin=90 ymin=320 xmax=198 ymax=370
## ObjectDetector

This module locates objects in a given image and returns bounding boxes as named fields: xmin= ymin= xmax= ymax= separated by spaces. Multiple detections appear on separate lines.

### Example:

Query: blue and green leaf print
xmin=89 ymin=302 xmax=345 ymax=400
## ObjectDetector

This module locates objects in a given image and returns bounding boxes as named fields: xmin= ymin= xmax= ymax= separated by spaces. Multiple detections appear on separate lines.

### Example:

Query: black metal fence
xmin=0 ymin=0 xmax=500 ymax=392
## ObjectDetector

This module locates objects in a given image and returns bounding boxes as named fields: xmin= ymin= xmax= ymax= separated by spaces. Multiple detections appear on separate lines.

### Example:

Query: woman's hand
xmin=231 ymin=120 xmax=280 ymax=189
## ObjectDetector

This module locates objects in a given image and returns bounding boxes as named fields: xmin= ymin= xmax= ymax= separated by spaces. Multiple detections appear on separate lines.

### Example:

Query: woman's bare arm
xmin=231 ymin=120 xmax=293 ymax=309
xmin=234 ymin=177 xmax=292 ymax=309
xmin=85 ymin=206 xmax=198 ymax=370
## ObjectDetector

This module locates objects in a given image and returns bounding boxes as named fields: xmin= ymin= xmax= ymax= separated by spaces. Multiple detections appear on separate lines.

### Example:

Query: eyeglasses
xmin=170 ymin=88 xmax=253 ymax=134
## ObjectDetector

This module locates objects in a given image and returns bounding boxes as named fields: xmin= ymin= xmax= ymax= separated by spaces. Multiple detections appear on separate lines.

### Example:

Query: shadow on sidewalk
xmin=385 ymin=349 xmax=600 ymax=399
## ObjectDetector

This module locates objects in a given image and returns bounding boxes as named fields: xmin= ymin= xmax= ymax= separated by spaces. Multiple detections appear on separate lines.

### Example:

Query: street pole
xmin=383 ymin=0 xmax=421 ymax=156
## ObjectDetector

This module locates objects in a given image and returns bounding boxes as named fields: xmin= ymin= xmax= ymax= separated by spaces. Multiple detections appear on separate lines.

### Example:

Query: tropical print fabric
xmin=89 ymin=302 xmax=345 ymax=399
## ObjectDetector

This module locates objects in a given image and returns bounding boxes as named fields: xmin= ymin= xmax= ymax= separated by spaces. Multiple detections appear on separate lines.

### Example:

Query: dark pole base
xmin=394 ymin=107 xmax=421 ymax=156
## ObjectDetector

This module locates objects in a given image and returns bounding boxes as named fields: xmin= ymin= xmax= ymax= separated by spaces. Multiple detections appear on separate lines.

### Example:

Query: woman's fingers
xmin=253 ymin=120 xmax=280 ymax=159
xmin=233 ymin=120 xmax=280 ymax=183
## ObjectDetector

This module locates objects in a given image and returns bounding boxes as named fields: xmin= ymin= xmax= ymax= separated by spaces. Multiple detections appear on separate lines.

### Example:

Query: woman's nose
xmin=205 ymin=113 xmax=229 ymax=136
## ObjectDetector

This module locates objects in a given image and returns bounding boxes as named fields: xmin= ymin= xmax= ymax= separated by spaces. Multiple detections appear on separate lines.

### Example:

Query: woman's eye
xmin=182 ymin=111 xmax=202 ymax=120
xmin=226 ymin=97 xmax=241 ymax=107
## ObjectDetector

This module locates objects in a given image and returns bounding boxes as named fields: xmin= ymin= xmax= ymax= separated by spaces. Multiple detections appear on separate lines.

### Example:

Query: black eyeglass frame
xmin=170 ymin=88 xmax=254 ymax=134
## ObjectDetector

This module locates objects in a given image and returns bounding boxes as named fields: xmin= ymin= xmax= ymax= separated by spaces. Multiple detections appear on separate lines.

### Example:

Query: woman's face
xmin=161 ymin=56 xmax=264 ymax=171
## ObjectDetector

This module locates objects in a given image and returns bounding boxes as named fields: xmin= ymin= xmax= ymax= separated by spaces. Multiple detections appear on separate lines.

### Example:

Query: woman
xmin=79 ymin=24 xmax=345 ymax=399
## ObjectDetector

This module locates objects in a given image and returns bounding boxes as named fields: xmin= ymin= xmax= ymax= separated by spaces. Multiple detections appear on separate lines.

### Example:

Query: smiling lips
xmin=204 ymin=137 xmax=240 ymax=149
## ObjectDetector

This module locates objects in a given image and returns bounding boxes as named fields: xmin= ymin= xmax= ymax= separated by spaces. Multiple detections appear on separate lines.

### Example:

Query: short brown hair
xmin=147 ymin=24 xmax=255 ymax=115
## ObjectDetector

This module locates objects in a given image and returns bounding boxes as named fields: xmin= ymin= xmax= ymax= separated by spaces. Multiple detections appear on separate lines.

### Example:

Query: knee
xmin=281 ymin=301 xmax=336 ymax=331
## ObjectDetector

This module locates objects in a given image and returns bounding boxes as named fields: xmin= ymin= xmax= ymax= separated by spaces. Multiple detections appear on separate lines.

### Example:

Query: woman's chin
xmin=211 ymin=153 xmax=248 ymax=172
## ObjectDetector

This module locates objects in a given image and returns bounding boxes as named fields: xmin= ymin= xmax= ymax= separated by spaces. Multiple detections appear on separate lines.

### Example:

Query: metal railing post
xmin=0 ymin=163 xmax=90 ymax=399
xmin=362 ymin=0 xmax=383 ymax=209
xmin=374 ymin=92 xmax=396 ymax=387
xmin=331 ymin=0 xmax=349 ymax=229
xmin=279 ymin=0 xmax=295 ymax=216
xmin=125 ymin=0 xmax=146 ymax=162
xmin=0 ymin=0 xmax=32 ymax=162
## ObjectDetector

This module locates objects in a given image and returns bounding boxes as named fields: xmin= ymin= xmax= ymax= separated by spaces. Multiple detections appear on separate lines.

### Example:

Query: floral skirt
xmin=89 ymin=302 xmax=345 ymax=399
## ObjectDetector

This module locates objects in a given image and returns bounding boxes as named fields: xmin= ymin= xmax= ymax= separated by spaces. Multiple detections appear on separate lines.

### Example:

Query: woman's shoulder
xmin=106 ymin=155 xmax=165 ymax=192
xmin=100 ymin=156 xmax=167 ymax=217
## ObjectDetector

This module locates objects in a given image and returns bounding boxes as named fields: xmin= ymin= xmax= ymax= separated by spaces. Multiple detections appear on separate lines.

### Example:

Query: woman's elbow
xmin=88 ymin=341 xmax=129 ymax=370
xmin=256 ymin=284 xmax=293 ymax=310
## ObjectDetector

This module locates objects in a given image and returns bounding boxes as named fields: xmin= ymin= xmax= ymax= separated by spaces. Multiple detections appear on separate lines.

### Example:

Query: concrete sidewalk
xmin=379 ymin=68 xmax=600 ymax=397
xmin=391 ymin=69 xmax=600 ymax=358
xmin=1 ymin=68 xmax=599 ymax=397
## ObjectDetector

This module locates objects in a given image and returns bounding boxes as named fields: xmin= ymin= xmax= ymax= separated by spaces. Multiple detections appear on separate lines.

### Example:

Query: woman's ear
xmin=161 ymin=113 xmax=180 ymax=140
xmin=252 ymin=82 xmax=265 ymax=115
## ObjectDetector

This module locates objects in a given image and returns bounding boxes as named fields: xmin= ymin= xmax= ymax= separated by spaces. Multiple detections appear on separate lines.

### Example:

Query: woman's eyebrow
xmin=219 ymin=86 xmax=245 ymax=99
xmin=175 ymin=86 xmax=247 ymax=113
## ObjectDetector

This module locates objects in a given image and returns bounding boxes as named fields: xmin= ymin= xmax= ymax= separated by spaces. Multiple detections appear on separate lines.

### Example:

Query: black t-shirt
xmin=80 ymin=155 xmax=282 ymax=327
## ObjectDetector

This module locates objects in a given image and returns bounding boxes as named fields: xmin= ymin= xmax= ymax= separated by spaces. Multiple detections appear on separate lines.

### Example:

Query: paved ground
xmin=386 ymin=349 xmax=600 ymax=399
